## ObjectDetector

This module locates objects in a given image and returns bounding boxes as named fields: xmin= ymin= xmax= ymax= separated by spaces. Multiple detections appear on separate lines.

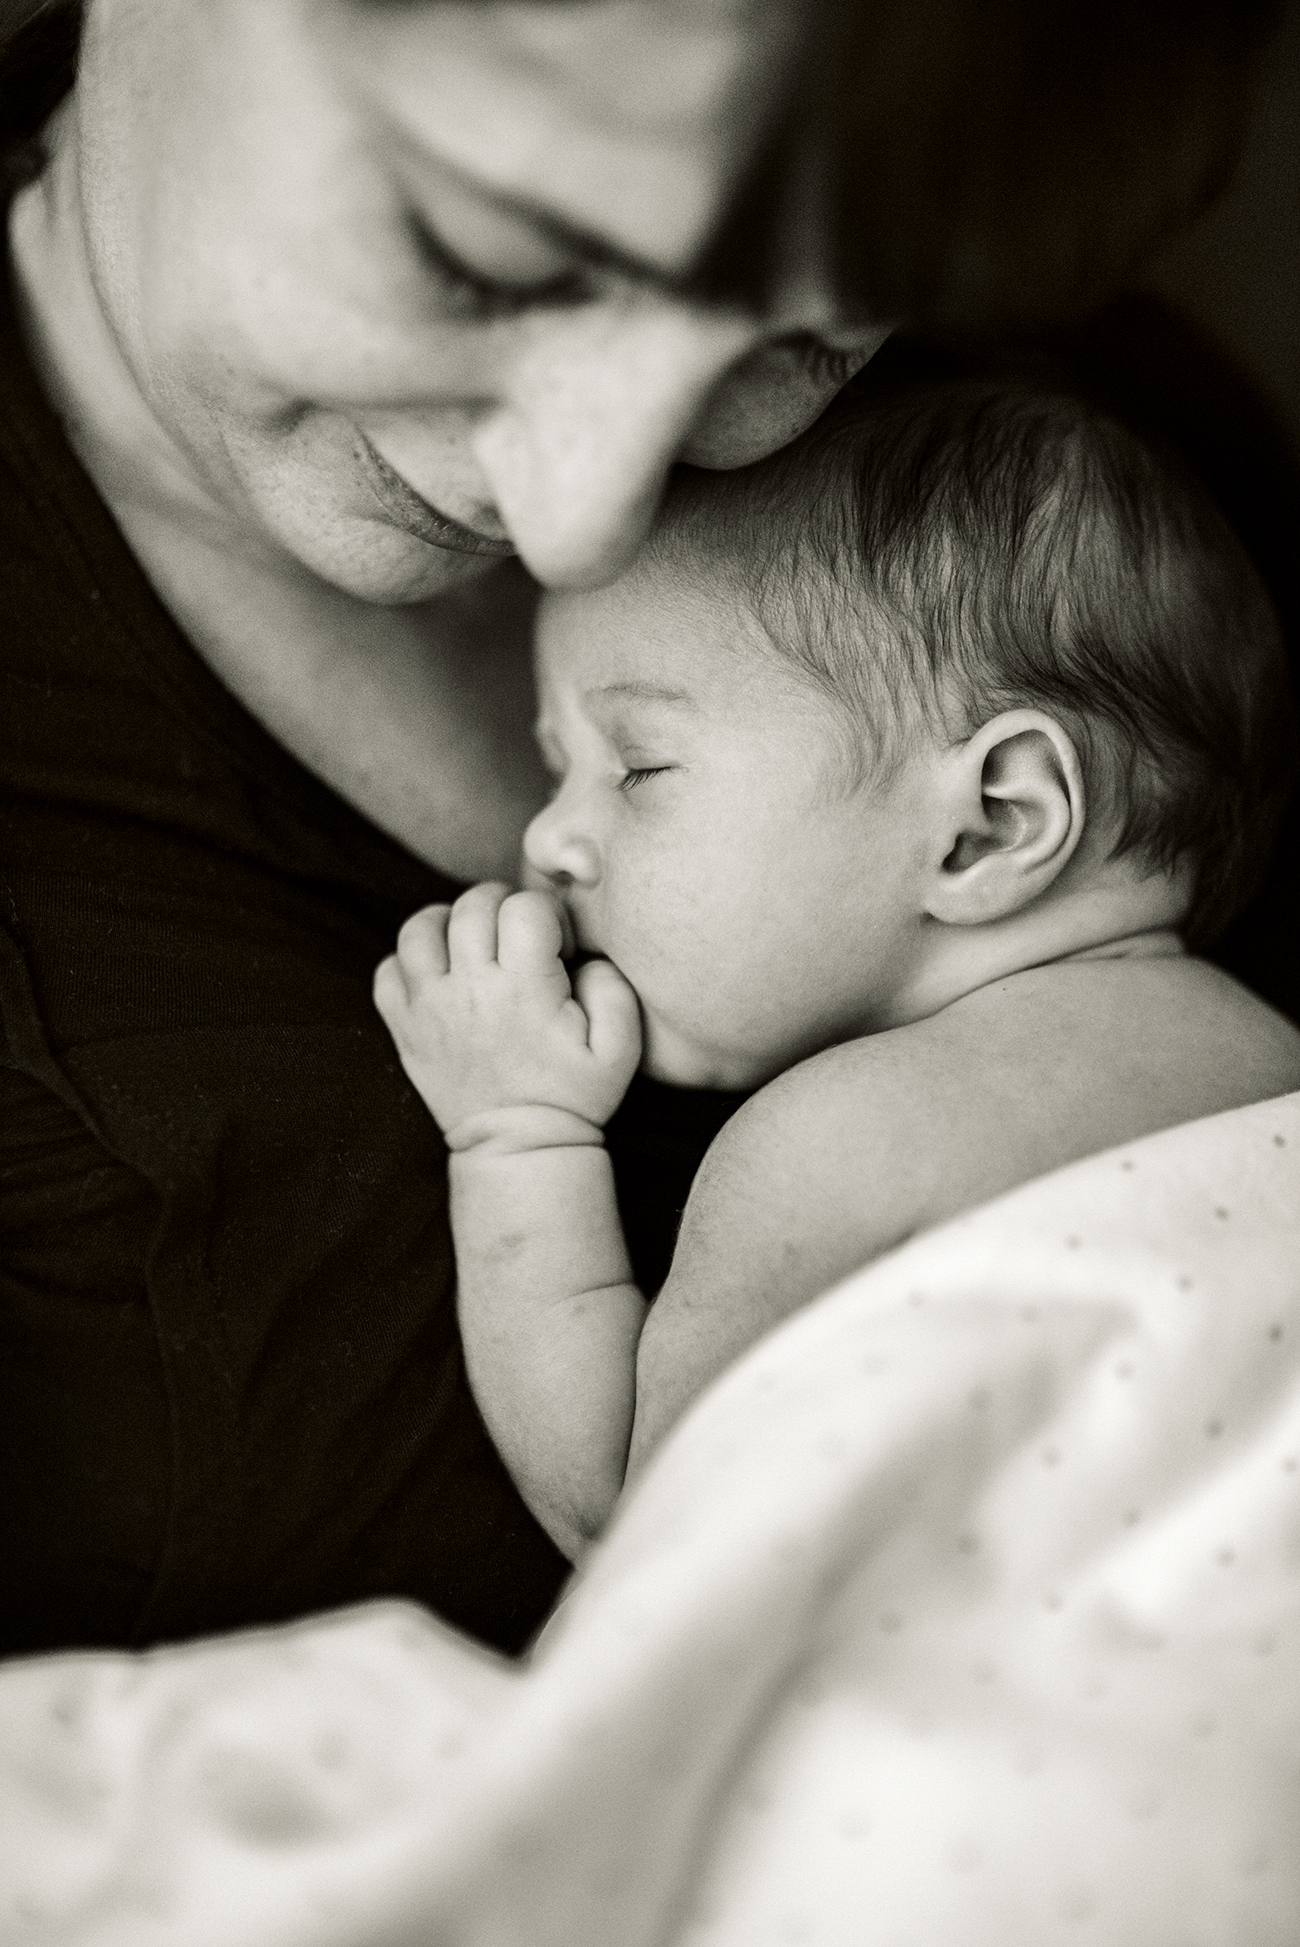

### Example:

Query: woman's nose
xmin=523 ymin=795 xmax=602 ymax=887
xmin=470 ymin=303 xmax=758 ymax=590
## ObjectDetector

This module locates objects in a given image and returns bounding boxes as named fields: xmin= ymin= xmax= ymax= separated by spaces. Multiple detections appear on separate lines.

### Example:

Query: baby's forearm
xmin=375 ymin=886 xmax=647 ymax=1558
xmin=449 ymin=1123 xmax=645 ymax=1560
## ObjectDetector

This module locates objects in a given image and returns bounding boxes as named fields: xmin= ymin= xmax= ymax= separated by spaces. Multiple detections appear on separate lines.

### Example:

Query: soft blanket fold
xmin=4 ymin=1091 xmax=1299 ymax=1946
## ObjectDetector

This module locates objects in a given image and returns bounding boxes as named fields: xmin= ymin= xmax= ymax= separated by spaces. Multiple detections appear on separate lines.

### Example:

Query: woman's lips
xmin=353 ymin=434 xmax=516 ymax=557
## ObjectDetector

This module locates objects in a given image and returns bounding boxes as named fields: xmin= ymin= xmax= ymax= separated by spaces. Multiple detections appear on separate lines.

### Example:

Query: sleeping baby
xmin=375 ymin=374 xmax=1300 ymax=1562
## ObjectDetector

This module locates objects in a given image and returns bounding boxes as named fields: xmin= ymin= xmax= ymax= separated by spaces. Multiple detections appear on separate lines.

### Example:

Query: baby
xmin=375 ymin=376 xmax=1300 ymax=1562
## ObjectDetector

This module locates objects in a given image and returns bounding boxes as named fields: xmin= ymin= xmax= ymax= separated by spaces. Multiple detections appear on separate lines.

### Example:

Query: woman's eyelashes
xmin=406 ymin=209 xmax=590 ymax=321
xmin=405 ymin=206 xmax=874 ymax=384
xmin=619 ymin=765 xmax=670 ymax=792
xmin=780 ymin=333 xmax=871 ymax=388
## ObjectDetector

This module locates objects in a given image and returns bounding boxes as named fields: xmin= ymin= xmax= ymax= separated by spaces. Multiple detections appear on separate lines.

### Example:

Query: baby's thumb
xmin=575 ymin=958 xmax=642 ymax=1073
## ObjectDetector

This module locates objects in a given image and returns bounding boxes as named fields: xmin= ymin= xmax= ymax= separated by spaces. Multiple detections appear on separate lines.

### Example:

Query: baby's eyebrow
xmin=588 ymin=680 xmax=697 ymax=709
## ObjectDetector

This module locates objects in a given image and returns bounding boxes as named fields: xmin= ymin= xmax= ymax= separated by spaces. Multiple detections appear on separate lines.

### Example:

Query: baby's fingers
xmin=393 ymin=905 xmax=452 ymax=982
xmin=575 ymin=958 xmax=642 ymax=1073
xmin=496 ymin=890 xmax=569 ymax=976
xmin=446 ymin=882 xmax=511 ymax=967
xmin=372 ymin=952 xmax=406 ymax=1025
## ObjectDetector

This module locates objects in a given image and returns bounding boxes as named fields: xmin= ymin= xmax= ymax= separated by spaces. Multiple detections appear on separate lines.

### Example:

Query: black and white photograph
xmin=1 ymin=1 xmax=1298 ymax=1939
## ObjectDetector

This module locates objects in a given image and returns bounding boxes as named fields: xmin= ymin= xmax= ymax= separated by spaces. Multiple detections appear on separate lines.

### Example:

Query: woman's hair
xmin=703 ymin=0 xmax=1285 ymax=326
xmin=655 ymin=371 xmax=1296 ymax=949
xmin=0 ymin=0 xmax=1284 ymax=328
xmin=0 ymin=1 xmax=79 ymax=132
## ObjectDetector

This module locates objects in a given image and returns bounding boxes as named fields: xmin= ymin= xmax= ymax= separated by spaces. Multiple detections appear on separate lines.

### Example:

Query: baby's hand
xmin=374 ymin=883 xmax=642 ymax=1148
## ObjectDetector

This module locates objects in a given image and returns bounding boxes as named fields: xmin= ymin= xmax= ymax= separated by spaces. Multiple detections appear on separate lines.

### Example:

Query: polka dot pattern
xmin=1 ymin=1092 xmax=1298 ymax=1944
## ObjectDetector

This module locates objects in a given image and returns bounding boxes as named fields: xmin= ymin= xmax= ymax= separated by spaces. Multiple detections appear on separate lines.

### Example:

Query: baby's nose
xmin=522 ymin=802 xmax=600 ymax=888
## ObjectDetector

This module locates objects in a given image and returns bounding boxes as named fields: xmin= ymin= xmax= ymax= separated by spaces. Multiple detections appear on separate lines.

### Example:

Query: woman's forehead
xmin=321 ymin=0 xmax=803 ymax=280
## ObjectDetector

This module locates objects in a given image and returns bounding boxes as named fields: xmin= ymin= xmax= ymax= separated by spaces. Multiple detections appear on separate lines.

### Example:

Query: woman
xmin=0 ymin=0 xmax=1286 ymax=1665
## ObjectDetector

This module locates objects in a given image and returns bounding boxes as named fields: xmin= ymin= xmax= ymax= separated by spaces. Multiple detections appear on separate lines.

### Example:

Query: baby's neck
xmin=1053 ymin=928 xmax=1187 ymax=966
xmin=884 ymin=876 xmax=1189 ymax=1032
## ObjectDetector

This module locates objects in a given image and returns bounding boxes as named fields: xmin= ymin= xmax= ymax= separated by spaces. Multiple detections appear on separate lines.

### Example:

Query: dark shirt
xmin=0 ymin=143 xmax=739 ymax=1657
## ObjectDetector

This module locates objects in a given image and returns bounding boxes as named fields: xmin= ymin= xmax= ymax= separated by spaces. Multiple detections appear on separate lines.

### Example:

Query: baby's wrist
xmin=444 ymin=1103 xmax=608 ymax=1157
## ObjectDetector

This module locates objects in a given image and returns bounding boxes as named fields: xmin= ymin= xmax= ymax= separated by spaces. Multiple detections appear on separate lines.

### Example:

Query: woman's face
xmin=72 ymin=0 xmax=888 ymax=601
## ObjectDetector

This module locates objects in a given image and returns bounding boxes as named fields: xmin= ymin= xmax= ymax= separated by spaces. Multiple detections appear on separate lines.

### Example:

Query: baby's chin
xmin=638 ymin=1020 xmax=770 ymax=1095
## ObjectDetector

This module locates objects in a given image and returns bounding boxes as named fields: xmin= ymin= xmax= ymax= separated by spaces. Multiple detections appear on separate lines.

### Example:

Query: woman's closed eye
xmin=620 ymin=765 xmax=670 ymax=792
xmin=408 ymin=209 xmax=590 ymax=321
xmin=779 ymin=333 xmax=871 ymax=390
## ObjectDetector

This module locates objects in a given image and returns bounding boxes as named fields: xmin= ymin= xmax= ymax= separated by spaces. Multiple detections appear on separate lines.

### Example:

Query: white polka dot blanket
xmin=4 ymin=1091 xmax=1299 ymax=1945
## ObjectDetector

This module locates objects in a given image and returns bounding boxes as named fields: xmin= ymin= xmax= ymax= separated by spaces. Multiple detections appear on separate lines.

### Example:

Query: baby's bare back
xmin=627 ymin=952 xmax=1300 ymax=1471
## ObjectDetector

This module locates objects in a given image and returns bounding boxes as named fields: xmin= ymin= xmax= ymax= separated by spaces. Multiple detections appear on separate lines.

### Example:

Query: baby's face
xmin=526 ymin=555 xmax=937 ymax=1089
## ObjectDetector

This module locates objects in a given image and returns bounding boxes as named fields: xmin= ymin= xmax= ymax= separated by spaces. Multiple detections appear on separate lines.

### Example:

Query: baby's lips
xmin=558 ymin=902 xmax=614 ymax=968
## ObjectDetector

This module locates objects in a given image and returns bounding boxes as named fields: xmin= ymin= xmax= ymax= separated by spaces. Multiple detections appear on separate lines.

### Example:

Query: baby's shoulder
xmin=943 ymin=950 xmax=1300 ymax=1107
xmin=638 ymin=956 xmax=1299 ymax=1466
xmin=703 ymin=951 xmax=1300 ymax=1249
xmin=680 ymin=1023 xmax=997 ymax=1283
xmin=901 ymin=950 xmax=1300 ymax=1221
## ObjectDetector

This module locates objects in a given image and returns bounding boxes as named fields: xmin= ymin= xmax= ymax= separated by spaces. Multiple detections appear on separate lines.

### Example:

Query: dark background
xmin=1138 ymin=0 xmax=1300 ymax=449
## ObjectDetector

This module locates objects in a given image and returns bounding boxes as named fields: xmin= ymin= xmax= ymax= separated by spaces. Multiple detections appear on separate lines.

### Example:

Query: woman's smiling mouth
xmin=353 ymin=433 xmax=517 ymax=557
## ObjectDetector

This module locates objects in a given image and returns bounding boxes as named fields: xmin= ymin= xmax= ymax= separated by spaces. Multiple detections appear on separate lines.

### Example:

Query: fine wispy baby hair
xmin=657 ymin=369 xmax=1295 ymax=948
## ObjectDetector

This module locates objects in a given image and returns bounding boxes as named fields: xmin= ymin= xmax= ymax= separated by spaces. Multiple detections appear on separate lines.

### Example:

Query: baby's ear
xmin=924 ymin=709 xmax=1085 ymax=926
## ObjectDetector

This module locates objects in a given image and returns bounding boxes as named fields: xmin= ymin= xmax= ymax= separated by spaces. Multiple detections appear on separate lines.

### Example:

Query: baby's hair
xmin=655 ymin=378 xmax=1295 ymax=948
